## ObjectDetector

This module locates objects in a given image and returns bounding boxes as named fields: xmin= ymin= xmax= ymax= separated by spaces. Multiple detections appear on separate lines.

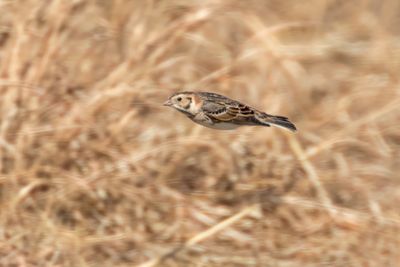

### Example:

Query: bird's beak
xmin=163 ymin=100 xmax=172 ymax=106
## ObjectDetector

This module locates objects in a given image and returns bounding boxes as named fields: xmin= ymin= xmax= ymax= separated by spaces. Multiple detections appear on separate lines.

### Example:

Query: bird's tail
xmin=256 ymin=113 xmax=297 ymax=132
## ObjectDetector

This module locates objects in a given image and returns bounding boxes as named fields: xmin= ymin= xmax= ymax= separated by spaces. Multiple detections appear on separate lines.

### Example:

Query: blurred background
xmin=0 ymin=0 xmax=400 ymax=266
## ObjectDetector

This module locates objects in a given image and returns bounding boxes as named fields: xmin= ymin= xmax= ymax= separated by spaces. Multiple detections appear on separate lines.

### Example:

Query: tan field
xmin=1 ymin=1 xmax=400 ymax=266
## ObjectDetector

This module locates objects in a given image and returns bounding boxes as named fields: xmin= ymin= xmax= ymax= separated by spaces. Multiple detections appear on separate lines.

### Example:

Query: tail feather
xmin=256 ymin=113 xmax=297 ymax=132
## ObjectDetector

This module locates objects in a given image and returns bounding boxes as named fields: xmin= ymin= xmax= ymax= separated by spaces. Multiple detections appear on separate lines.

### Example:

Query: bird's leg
xmin=194 ymin=112 xmax=214 ymax=125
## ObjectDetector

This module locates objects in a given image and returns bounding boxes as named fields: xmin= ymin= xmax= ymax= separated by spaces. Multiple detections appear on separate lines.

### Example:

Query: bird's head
xmin=163 ymin=91 xmax=200 ymax=115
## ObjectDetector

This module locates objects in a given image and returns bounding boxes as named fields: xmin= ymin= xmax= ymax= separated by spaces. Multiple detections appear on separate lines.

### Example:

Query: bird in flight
xmin=163 ymin=91 xmax=296 ymax=132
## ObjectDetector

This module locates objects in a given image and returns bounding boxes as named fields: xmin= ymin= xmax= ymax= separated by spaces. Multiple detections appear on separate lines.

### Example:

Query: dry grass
xmin=1 ymin=0 xmax=400 ymax=266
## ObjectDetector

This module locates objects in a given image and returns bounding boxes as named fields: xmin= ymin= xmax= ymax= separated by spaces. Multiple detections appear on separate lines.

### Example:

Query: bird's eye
xmin=177 ymin=97 xmax=182 ymax=101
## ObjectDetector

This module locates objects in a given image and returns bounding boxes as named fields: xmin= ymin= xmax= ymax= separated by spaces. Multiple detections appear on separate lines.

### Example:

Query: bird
xmin=163 ymin=91 xmax=296 ymax=132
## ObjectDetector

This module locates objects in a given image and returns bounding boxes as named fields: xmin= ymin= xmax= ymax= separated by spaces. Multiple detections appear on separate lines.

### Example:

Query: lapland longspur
xmin=164 ymin=91 xmax=296 ymax=132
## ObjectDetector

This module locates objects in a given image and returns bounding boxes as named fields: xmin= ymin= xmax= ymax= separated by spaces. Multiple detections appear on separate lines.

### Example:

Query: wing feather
xmin=202 ymin=102 xmax=256 ymax=122
xmin=198 ymin=92 xmax=259 ymax=124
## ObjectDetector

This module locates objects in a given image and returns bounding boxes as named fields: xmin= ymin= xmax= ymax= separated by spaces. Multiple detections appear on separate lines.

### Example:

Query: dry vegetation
xmin=1 ymin=0 xmax=400 ymax=266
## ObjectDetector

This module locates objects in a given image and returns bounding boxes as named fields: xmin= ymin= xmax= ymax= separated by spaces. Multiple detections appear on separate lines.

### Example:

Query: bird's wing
xmin=201 ymin=100 xmax=256 ymax=123
xmin=196 ymin=92 xmax=296 ymax=130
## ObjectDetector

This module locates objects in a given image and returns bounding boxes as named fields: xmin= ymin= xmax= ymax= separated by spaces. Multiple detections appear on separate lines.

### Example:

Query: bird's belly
xmin=195 ymin=121 xmax=240 ymax=130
